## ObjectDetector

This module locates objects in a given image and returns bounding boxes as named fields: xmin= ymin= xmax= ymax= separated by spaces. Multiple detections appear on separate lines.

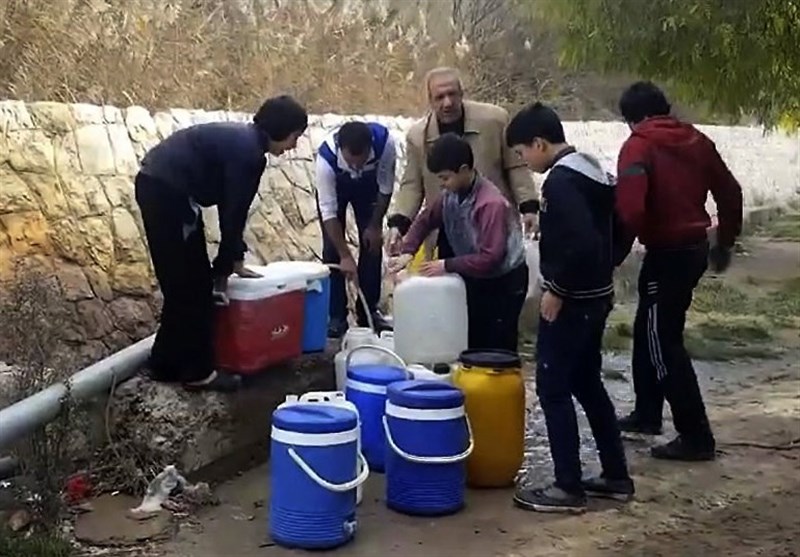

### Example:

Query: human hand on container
xmin=419 ymin=260 xmax=445 ymax=277
xmin=387 ymin=253 xmax=413 ymax=274
xmin=213 ymin=276 xmax=230 ymax=306
xmin=233 ymin=261 xmax=262 ymax=279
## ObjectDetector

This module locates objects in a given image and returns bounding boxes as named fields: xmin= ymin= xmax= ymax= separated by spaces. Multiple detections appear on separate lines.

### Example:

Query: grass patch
xmin=0 ymin=528 xmax=73 ymax=557
xmin=759 ymin=212 xmax=800 ymax=241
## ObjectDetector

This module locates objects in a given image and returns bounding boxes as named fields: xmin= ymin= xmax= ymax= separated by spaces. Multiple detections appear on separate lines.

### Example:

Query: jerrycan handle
xmin=346 ymin=345 xmax=410 ymax=377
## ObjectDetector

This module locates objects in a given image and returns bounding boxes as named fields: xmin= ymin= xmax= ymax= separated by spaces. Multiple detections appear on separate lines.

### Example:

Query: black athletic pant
xmin=318 ymin=180 xmax=382 ymax=327
xmin=464 ymin=263 xmax=529 ymax=353
xmin=536 ymin=296 xmax=630 ymax=493
xmin=135 ymin=173 xmax=215 ymax=383
xmin=632 ymin=242 xmax=715 ymax=446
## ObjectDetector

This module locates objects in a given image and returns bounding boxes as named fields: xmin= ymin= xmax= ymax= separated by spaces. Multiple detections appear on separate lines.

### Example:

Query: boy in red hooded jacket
xmin=614 ymin=82 xmax=743 ymax=462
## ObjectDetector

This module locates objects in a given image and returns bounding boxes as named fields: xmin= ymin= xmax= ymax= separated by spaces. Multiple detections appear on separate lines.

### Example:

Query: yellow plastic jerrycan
xmin=452 ymin=349 xmax=525 ymax=488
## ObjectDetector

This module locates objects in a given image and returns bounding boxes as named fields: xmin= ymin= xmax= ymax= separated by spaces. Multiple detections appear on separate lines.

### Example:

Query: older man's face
xmin=428 ymin=76 xmax=464 ymax=124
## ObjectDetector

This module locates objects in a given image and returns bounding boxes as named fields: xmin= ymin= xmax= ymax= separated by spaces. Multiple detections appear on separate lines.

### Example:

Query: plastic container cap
xmin=273 ymin=404 xmax=357 ymax=434
xmin=387 ymin=379 xmax=464 ymax=409
xmin=459 ymin=349 xmax=521 ymax=369
xmin=347 ymin=364 xmax=408 ymax=386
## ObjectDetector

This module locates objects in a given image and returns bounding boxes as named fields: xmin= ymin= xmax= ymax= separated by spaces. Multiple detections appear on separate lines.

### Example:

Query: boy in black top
xmin=506 ymin=103 xmax=633 ymax=513
xmin=135 ymin=95 xmax=308 ymax=392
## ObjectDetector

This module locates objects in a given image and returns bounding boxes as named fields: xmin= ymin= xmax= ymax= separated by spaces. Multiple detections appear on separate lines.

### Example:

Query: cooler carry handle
xmin=382 ymin=415 xmax=474 ymax=465
xmin=346 ymin=345 xmax=411 ymax=377
xmin=288 ymin=448 xmax=370 ymax=493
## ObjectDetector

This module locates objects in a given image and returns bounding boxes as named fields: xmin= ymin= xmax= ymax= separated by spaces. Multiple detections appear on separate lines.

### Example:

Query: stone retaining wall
xmin=1 ymin=100 xmax=798 ymax=361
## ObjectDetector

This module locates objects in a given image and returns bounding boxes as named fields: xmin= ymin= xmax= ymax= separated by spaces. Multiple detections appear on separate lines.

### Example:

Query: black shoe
xmin=651 ymin=436 xmax=716 ymax=461
xmin=327 ymin=319 xmax=348 ymax=339
xmin=618 ymin=411 xmax=663 ymax=435
xmin=183 ymin=371 xmax=242 ymax=393
xmin=582 ymin=476 xmax=635 ymax=502
xmin=513 ymin=485 xmax=587 ymax=514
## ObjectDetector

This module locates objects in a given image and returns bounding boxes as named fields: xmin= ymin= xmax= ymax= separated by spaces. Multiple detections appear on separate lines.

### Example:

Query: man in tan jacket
xmin=387 ymin=67 xmax=539 ymax=258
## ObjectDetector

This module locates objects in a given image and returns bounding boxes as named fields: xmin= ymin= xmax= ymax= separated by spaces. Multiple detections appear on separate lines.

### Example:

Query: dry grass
xmin=0 ymin=259 xmax=81 ymax=531
xmin=0 ymin=0 xmax=463 ymax=114
xmin=0 ymin=0 xmax=625 ymax=118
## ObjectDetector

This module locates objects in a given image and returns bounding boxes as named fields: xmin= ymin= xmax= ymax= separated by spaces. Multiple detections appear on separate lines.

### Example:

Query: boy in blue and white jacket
xmin=505 ymin=102 xmax=633 ymax=514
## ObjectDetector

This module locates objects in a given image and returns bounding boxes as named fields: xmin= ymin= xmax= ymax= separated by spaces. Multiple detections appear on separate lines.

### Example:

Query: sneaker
xmin=582 ymin=476 xmax=635 ymax=502
xmin=327 ymin=319 xmax=348 ymax=339
xmin=513 ymin=485 xmax=587 ymax=514
xmin=651 ymin=436 xmax=716 ymax=462
xmin=618 ymin=411 xmax=663 ymax=435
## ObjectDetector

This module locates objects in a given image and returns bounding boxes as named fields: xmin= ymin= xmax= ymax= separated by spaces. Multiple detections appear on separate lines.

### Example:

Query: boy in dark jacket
xmin=135 ymin=95 xmax=308 ymax=392
xmin=506 ymin=103 xmax=632 ymax=513
xmin=614 ymin=82 xmax=743 ymax=461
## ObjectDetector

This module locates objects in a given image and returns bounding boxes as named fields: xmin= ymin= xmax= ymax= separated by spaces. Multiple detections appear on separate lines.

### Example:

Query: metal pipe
xmin=0 ymin=334 xmax=154 ymax=452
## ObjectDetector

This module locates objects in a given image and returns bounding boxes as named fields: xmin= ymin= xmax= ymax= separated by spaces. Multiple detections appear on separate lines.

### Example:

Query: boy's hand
xmin=387 ymin=254 xmax=413 ymax=274
xmin=540 ymin=290 xmax=563 ymax=323
xmin=419 ymin=260 xmax=446 ymax=277
xmin=708 ymin=245 xmax=732 ymax=273
xmin=213 ymin=276 xmax=230 ymax=306
xmin=522 ymin=213 xmax=539 ymax=236
xmin=233 ymin=261 xmax=262 ymax=279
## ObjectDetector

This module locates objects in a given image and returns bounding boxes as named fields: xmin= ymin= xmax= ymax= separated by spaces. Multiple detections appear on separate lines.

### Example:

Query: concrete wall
xmin=1 ymin=100 xmax=798 ymax=360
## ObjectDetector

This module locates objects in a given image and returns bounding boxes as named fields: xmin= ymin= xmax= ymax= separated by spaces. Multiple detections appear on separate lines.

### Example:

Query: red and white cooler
xmin=214 ymin=266 xmax=306 ymax=375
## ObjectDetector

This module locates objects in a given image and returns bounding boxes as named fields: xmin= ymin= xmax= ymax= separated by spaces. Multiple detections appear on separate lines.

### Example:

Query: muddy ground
xmin=145 ymin=236 xmax=799 ymax=557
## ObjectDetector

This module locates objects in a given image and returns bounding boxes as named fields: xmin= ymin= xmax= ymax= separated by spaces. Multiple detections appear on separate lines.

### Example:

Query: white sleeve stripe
xmin=315 ymin=154 xmax=339 ymax=222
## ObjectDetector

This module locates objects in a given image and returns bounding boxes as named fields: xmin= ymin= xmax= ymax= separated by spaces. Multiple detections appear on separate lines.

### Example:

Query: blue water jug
xmin=345 ymin=345 xmax=409 ymax=473
xmin=270 ymin=403 xmax=369 ymax=549
xmin=384 ymin=380 xmax=473 ymax=516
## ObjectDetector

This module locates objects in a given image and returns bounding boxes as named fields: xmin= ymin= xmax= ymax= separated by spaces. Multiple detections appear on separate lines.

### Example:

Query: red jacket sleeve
xmin=615 ymin=135 xmax=649 ymax=238
xmin=706 ymin=141 xmax=743 ymax=248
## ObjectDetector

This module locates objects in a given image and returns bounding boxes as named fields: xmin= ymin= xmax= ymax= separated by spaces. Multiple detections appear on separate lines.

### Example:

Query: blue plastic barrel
xmin=262 ymin=261 xmax=331 ymax=353
xmin=345 ymin=346 xmax=409 ymax=473
xmin=270 ymin=403 xmax=369 ymax=549
xmin=384 ymin=380 xmax=473 ymax=516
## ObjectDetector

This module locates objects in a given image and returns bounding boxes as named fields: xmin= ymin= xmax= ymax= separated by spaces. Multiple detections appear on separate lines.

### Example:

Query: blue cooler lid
xmin=387 ymin=380 xmax=464 ymax=410
xmin=347 ymin=364 xmax=408 ymax=386
xmin=273 ymin=404 xmax=357 ymax=434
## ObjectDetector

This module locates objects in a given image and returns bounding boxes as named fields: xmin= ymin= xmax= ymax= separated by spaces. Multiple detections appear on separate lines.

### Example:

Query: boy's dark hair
xmin=253 ymin=95 xmax=308 ymax=141
xmin=426 ymin=133 xmax=474 ymax=173
xmin=337 ymin=122 xmax=373 ymax=156
xmin=619 ymin=81 xmax=672 ymax=124
xmin=505 ymin=102 xmax=566 ymax=147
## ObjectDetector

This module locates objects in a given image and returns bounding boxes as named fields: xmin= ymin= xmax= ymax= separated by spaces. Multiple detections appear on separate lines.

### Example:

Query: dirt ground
xmin=147 ymin=238 xmax=800 ymax=557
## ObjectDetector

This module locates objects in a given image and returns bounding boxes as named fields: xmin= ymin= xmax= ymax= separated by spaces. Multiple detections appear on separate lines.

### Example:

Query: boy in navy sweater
xmin=506 ymin=103 xmax=632 ymax=513
xmin=136 ymin=95 xmax=308 ymax=392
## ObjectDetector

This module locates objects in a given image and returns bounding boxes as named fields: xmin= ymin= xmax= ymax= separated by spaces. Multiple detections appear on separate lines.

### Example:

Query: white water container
xmin=407 ymin=364 xmax=451 ymax=383
xmin=334 ymin=328 xmax=380 ymax=390
xmin=393 ymin=273 xmax=469 ymax=365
